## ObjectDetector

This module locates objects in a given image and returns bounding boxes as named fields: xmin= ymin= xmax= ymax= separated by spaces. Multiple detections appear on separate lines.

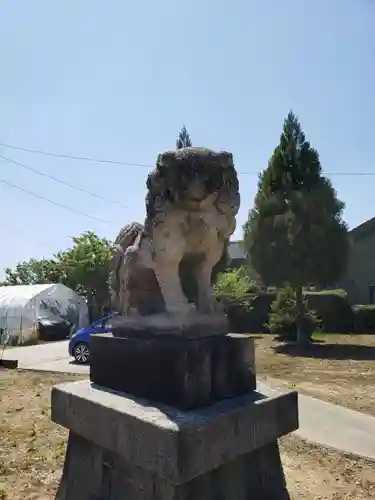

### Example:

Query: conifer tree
xmin=243 ymin=111 xmax=349 ymax=344
xmin=176 ymin=125 xmax=192 ymax=149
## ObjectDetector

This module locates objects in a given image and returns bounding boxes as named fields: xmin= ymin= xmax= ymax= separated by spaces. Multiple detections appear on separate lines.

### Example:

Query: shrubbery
xmin=305 ymin=290 xmax=354 ymax=333
xmin=213 ymin=267 xmax=256 ymax=297
xmin=214 ymin=269 xmax=375 ymax=334
xmin=214 ymin=267 xmax=257 ymax=333
xmin=267 ymin=285 xmax=319 ymax=340
xmin=216 ymin=294 xmax=254 ymax=333
xmin=352 ymin=305 xmax=375 ymax=334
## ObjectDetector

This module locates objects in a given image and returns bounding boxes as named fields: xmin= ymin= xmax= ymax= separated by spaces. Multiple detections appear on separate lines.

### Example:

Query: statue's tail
xmin=114 ymin=221 xmax=144 ymax=249
xmin=109 ymin=222 xmax=144 ymax=312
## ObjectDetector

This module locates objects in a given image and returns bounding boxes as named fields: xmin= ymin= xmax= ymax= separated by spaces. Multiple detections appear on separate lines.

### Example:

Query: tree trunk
xmin=295 ymin=285 xmax=309 ymax=346
xmin=86 ymin=289 xmax=95 ymax=322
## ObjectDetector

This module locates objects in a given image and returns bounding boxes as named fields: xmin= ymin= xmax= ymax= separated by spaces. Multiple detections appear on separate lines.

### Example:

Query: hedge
xmin=352 ymin=305 xmax=375 ymax=334
xmin=305 ymin=292 xmax=354 ymax=333
xmin=218 ymin=289 xmax=359 ymax=334
xmin=217 ymin=293 xmax=272 ymax=333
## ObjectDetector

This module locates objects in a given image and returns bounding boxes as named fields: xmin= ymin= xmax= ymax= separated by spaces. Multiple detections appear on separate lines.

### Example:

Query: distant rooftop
xmin=228 ymin=240 xmax=246 ymax=260
xmin=350 ymin=217 xmax=375 ymax=241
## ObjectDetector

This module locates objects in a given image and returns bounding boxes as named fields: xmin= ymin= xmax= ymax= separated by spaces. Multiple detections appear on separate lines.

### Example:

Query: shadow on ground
xmin=69 ymin=360 xmax=88 ymax=366
xmin=274 ymin=342 xmax=375 ymax=361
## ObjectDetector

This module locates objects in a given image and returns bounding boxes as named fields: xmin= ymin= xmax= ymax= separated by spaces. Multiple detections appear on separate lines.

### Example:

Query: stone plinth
xmin=90 ymin=333 xmax=256 ymax=410
xmin=109 ymin=313 xmax=229 ymax=338
xmin=52 ymin=380 xmax=298 ymax=499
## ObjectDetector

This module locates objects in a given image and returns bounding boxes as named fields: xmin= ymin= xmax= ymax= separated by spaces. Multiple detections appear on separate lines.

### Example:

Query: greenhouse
xmin=0 ymin=284 xmax=89 ymax=345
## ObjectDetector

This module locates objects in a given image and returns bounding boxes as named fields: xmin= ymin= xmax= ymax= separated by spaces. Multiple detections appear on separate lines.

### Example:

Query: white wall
xmin=228 ymin=241 xmax=246 ymax=260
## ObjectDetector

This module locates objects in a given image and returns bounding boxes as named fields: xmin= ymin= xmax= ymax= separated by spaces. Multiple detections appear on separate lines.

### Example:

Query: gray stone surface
xmin=90 ymin=333 xmax=256 ymax=410
xmin=109 ymin=148 xmax=240 ymax=320
xmin=56 ymin=432 xmax=291 ymax=500
xmin=52 ymin=379 xmax=298 ymax=485
xmin=109 ymin=312 xmax=228 ymax=338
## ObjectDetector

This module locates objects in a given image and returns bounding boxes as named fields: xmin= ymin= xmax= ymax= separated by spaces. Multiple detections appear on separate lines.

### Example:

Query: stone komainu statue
xmin=110 ymin=147 xmax=240 ymax=317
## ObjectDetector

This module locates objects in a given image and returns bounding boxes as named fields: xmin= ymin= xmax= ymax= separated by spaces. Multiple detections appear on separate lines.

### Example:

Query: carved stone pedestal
xmin=90 ymin=333 xmax=256 ymax=410
xmin=52 ymin=380 xmax=298 ymax=500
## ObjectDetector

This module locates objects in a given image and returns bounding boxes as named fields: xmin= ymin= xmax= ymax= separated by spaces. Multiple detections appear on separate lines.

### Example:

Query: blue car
xmin=68 ymin=313 xmax=117 ymax=364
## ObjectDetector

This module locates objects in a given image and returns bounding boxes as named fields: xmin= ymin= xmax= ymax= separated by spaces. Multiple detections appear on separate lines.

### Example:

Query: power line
xmin=0 ymin=177 xmax=108 ymax=223
xmin=240 ymin=171 xmax=375 ymax=177
xmin=0 ymin=155 xmax=128 ymax=208
xmin=1 ymin=141 xmax=375 ymax=176
xmin=0 ymin=142 xmax=152 ymax=168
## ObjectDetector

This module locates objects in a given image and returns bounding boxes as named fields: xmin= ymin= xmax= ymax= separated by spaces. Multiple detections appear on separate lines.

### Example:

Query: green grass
xmin=311 ymin=331 xmax=362 ymax=341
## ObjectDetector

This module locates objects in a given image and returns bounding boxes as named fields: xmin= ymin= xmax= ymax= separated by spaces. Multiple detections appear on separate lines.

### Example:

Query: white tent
xmin=0 ymin=284 xmax=90 ymax=345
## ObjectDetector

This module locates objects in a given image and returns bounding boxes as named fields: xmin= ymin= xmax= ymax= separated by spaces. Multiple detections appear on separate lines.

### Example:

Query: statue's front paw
xmin=166 ymin=302 xmax=196 ymax=318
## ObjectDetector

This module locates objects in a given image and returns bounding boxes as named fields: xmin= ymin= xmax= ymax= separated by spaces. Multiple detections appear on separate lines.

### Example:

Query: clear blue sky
xmin=0 ymin=0 xmax=374 ymax=278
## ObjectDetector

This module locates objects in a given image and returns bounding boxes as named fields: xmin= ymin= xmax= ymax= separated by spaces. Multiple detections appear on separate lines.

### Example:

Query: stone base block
xmin=109 ymin=312 xmax=228 ymax=338
xmin=90 ymin=333 xmax=256 ymax=410
xmin=56 ymin=433 xmax=290 ymax=500
xmin=52 ymin=380 xmax=298 ymax=499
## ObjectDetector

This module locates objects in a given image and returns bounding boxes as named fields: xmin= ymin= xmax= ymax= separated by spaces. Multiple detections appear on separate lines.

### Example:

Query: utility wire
xmin=0 ymin=177 xmax=108 ymax=223
xmin=0 ymin=142 xmax=152 ymax=168
xmin=1 ymin=141 xmax=375 ymax=176
xmin=240 ymin=170 xmax=375 ymax=176
xmin=0 ymin=155 xmax=128 ymax=208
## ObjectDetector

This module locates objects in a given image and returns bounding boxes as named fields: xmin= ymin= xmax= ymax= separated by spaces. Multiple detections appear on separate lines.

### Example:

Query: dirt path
xmin=280 ymin=435 xmax=375 ymax=499
xmin=253 ymin=334 xmax=375 ymax=417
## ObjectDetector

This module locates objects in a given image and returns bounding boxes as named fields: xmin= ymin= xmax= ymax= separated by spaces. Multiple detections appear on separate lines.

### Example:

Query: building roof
xmin=228 ymin=240 xmax=246 ymax=260
xmin=350 ymin=217 xmax=375 ymax=241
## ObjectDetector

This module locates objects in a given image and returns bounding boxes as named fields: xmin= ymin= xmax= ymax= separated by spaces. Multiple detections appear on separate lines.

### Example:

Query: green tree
xmin=3 ymin=231 xmax=113 ymax=319
xmin=4 ymin=258 xmax=60 ymax=285
xmin=56 ymin=231 xmax=113 ymax=318
xmin=213 ymin=266 xmax=255 ymax=298
xmin=176 ymin=125 xmax=192 ymax=149
xmin=243 ymin=111 xmax=349 ymax=345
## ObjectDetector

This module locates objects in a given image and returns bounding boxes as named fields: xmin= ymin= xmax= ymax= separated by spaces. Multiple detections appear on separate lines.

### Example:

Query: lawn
xmin=0 ymin=370 xmax=375 ymax=499
xmin=253 ymin=333 xmax=375 ymax=416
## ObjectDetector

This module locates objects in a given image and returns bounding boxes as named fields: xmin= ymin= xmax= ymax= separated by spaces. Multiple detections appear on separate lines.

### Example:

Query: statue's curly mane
xmin=145 ymin=147 xmax=239 ymax=221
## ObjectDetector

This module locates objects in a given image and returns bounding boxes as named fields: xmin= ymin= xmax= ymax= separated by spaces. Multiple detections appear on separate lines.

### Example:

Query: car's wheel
xmin=73 ymin=342 xmax=90 ymax=364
